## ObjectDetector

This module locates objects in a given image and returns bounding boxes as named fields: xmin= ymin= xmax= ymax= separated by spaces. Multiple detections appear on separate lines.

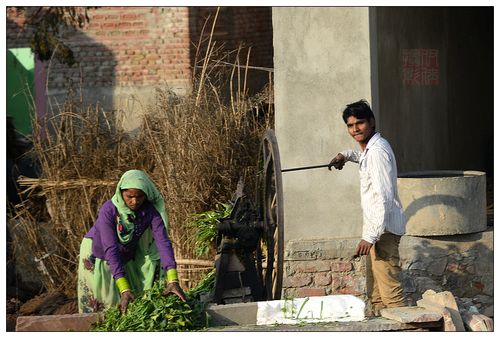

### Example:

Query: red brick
xmin=332 ymin=274 xmax=365 ymax=296
xmin=87 ymin=22 xmax=102 ymax=30
xmin=331 ymin=261 xmax=353 ymax=272
xmin=118 ymin=22 xmax=132 ymax=29
xmin=102 ymin=22 xmax=117 ymax=29
xmin=105 ymin=14 xmax=119 ymax=21
xmin=296 ymin=288 xmax=326 ymax=298
xmin=314 ymin=272 xmax=332 ymax=286
xmin=295 ymin=261 xmax=331 ymax=273
xmin=121 ymin=13 xmax=137 ymax=20
xmin=283 ymin=274 xmax=311 ymax=288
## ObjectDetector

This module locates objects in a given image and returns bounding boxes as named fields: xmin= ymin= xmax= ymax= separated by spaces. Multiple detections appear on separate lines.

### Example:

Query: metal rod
xmin=281 ymin=163 xmax=330 ymax=172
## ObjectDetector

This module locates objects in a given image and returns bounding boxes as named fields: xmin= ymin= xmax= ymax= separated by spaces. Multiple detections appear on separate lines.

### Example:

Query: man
xmin=328 ymin=99 xmax=406 ymax=315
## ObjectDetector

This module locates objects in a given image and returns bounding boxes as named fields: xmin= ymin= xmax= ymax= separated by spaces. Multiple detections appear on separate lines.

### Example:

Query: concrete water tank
xmin=397 ymin=170 xmax=487 ymax=236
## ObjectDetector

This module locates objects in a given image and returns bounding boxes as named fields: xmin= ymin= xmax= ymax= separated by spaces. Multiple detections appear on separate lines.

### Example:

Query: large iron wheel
xmin=255 ymin=129 xmax=284 ymax=300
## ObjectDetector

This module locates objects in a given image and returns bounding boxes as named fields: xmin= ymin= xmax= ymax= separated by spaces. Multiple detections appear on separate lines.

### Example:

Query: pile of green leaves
xmin=184 ymin=203 xmax=232 ymax=257
xmin=91 ymin=270 xmax=215 ymax=332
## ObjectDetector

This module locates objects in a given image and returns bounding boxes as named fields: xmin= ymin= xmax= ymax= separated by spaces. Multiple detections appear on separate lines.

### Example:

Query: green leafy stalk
xmin=295 ymin=297 xmax=309 ymax=319
xmin=184 ymin=203 xmax=232 ymax=257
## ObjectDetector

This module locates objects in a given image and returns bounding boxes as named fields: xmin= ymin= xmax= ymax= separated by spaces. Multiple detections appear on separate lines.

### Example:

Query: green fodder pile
xmin=91 ymin=269 xmax=216 ymax=331
xmin=11 ymin=48 xmax=273 ymax=297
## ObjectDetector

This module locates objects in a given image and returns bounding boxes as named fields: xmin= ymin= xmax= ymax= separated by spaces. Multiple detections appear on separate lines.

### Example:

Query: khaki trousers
xmin=369 ymin=232 xmax=406 ymax=313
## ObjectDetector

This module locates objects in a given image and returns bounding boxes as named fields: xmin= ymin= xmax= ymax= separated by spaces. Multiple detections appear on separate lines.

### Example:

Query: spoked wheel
xmin=255 ymin=129 xmax=284 ymax=300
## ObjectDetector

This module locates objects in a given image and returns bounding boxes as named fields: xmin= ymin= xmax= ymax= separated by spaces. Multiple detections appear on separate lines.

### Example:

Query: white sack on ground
xmin=256 ymin=295 xmax=365 ymax=325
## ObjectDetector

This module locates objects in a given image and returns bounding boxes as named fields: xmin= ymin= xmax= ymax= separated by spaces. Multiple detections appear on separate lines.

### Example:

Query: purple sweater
xmin=85 ymin=199 xmax=177 ymax=280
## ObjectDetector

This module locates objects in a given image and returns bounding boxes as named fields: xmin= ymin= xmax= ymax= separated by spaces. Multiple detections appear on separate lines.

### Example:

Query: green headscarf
xmin=111 ymin=169 xmax=168 ymax=244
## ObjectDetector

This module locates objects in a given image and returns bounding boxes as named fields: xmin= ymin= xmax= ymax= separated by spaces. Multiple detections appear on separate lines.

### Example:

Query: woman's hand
xmin=163 ymin=281 xmax=187 ymax=302
xmin=119 ymin=290 xmax=135 ymax=313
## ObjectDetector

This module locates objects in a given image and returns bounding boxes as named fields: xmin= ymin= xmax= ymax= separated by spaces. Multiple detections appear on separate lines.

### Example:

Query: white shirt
xmin=341 ymin=132 xmax=405 ymax=243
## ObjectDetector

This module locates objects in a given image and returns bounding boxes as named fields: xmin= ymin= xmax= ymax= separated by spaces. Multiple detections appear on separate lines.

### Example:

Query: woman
xmin=77 ymin=169 xmax=186 ymax=313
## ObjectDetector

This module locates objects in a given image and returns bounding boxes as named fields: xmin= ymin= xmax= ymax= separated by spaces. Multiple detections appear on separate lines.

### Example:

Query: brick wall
xmin=6 ymin=6 xmax=273 ymax=96
xmin=7 ymin=7 xmax=191 ymax=90
xmin=284 ymin=258 xmax=367 ymax=300
xmin=284 ymin=239 xmax=369 ymax=300
xmin=284 ymin=232 xmax=493 ymax=317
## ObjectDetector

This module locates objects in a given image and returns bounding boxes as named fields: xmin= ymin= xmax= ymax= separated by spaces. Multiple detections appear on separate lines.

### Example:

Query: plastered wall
xmin=273 ymin=7 xmax=374 ymax=241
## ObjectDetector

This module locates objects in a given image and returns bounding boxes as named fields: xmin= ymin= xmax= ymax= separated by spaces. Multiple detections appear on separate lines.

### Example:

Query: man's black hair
xmin=342 ymin=99 xmax=375 ymax=124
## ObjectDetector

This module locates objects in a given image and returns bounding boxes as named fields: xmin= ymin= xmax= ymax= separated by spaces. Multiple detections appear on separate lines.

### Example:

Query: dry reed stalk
xmin=195 ymin=7 xmax=220 ymax=107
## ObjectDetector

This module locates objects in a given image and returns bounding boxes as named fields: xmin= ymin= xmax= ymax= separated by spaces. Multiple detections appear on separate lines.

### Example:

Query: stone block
xmin=413 ymin=277 xmax=443 ymax=294
xmin=285 ymin=239 xmax=359 ymax=261
xmin=417 ymin=299 xmax=461 ymax=331
xmin=418 ymin=289 xmax=465 ymax=331
xmin=421 ymin=290 xmax=458 ymax=310
xmin=16 ymin=313 xmax=101 ymax=332
xmin=379 ymin=306 xmax=442 ymax=323
xmin=461 ymin=313 xmax=493 ymax=331
xmin=482 ymin=305 xmax=494 ymax=317
xmin=339 ymin=274 xmax=366 ymax=296
xmin=426 ymin=257 xmax=447 ymax=276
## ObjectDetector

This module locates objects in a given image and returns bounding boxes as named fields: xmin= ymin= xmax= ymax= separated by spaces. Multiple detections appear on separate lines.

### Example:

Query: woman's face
xmin=122 ymin=189 xmax=146 ymax=211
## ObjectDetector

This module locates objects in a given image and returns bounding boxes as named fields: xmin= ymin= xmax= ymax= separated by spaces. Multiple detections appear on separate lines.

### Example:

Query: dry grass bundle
xmin=12 ymin=34 xmax=273 ymax=296
xmin=12 ymin=103 xmax=138 ymax=296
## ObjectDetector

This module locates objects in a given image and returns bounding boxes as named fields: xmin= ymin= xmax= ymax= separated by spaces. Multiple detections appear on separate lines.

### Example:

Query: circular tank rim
xmin=398 ymin=170 xmax=486 ymax=178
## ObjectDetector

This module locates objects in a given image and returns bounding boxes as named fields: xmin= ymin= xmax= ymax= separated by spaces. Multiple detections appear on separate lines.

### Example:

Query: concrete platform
xmin=205 ymin=316 xmax=442 ymax=331
xmin=15 ymin=305 xmax=443 ymax=332
xmin=206 ymin=303 xmax=443 ymax=331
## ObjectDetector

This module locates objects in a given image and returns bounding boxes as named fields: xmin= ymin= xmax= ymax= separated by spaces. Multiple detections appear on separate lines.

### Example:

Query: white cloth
xmin=256 ymin=295 xmax=365 ymax=325
xmin=341 ymin=132 xmax=405 ymax=244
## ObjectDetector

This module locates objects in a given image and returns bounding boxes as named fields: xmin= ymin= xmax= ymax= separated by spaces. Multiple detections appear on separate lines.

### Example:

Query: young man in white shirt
xmin=328 ymin=99 xmax=406 ymax=315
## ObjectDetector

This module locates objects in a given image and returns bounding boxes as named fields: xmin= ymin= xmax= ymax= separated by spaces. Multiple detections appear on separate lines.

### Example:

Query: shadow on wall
xmin=404 ymin=194 xmax=468 ymax=223
xmin=399 ymin=233 xmax=493 ymax=315
xmin=401 ymin=194 xmax=487 ymax=236
xmin=44 ymin=31 xmax=117 ymax=117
